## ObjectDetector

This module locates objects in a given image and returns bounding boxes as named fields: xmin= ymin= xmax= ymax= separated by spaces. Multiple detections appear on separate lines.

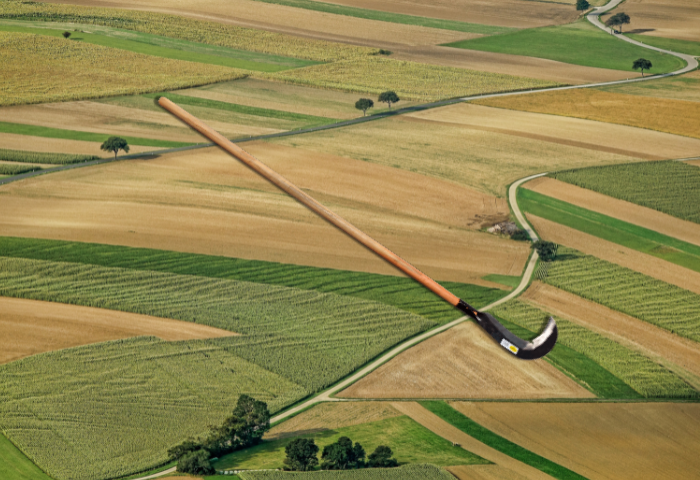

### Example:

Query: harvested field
xmin=524 ymin=177 xmax=700 ymax=247
xmin=474 ymin=89 xmax=700 ymax=140
xmin=338 ymin=322 xmax=593 ymax=399
xmin=0 ymin=296 xmax=236 ymax=365
xmin=0 ymin=133 xmax=154 ymax=157
xmin=522 ymin=282 xmax=700 ymax=390
xmin=450 ymin=402 xmax=700 ymax=480
xmin=599 ymin=71 xmax=700 ymax=103
xmin=621 ymin=0 xmax=700 ymax=42
xmin=528 ymin=215 xmax=700 ymax=295
xmin=689 ymin=159 xmax=700 ymax=167
xmin=266 ymin=402 xmax=401 ymax=440
xmin=447 ymin=465 xmax=523 ymax=480
xmin=0 ymin=143 xmax=527 ymax=283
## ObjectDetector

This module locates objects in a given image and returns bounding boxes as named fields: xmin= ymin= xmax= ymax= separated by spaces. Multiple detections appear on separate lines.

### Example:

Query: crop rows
xmin=0 ymin=163 xmax=41 ymax=175
xmin=0 ymin=0 xmax=377 ymax=62
xmin=239 ymin=464 xmax=456 ymax=480
xmin=0 ymin=32 xmax=246 ymax=106
xmin=0 ymin=148 xmax=98 ymax=165
xmin=552 ymin=161 xmax=700 ymax=224
xmin=493 ymin=301 xmax=697 ymax=398
xmin=262 ymin=57 xmax=558 ymax=101
xmin=543 ymin=247 xmax=700 ymax=342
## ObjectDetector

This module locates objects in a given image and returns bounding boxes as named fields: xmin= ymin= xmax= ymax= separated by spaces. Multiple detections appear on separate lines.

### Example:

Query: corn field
xmin=0 ymin=148 xmax=99 ymax=165
xmin=239 ymin=464 xmax=457 ymax=480
xmin=259 ymin=56 xmax=559 ymax=101
xmin=0 ymin=32 xmax=247 ymax=106
xmin=543 ymin=247 xmax=700 ymax=342
xmin=0 ymin=163 xmax=41 ymax=175
xmin=493 ymin=301 xmax=698 ymax=398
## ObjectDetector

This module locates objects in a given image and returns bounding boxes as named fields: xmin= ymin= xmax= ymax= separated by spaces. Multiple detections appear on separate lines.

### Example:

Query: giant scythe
xmin=159 ymin=97 xmax=557 ymax=360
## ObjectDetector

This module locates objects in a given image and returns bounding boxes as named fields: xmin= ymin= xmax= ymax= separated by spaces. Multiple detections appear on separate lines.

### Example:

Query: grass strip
xmin=627 ymin=34 xmax=700 ymax=57
xmin=518 ymin=188 xmax=700 ymax=273
xmin=0 ymin=432 xmax=54 ymax=480
xmin=482 ymin=274 xmax=520 ymax=289
xmin=0 ymin=237 xmax=505 ymax=323
xmin=0 ymin=148 xmax=98 ymax=164
xmin=0 ymin=121 xmax=195 ymax=148
xmin=239 ymin=464 xmax=456 ymax=480
xmin=247 ymin=0 xmax=513 ymax=35
xmin=419 ymin=401 xmax=588 ymax=480
xmin=144 ymin=92 xmax=339 ymax=126
xmin=445 ymin=21 xmax=685 ymax=73
xmin=0 ymin=163 xmax=42 ymax=175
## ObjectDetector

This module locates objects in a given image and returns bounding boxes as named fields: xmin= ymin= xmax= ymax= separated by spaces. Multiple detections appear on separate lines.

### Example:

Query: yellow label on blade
xmin=500 ymin=338 xmax=519 ymax=354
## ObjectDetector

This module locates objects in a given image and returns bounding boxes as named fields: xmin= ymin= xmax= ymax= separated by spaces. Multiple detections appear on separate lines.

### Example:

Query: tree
xmin=355 ymin=98 xmax=374 ymax=116
xmin=575 ymin=0 xmax=590 ymax=11
xmin=532 ymin=240 xmax=557 ymax=261
xmin=204 ymin=394 xmax=270 ymax=456
xmin=321 ymin=437 xmax=365 ymax=470
xmin=367 ymin=445 xmax=398 ymax=468
xmin=177 ymin=449 xmax=215 ymax=475
xmin=378 ymin=91 xmax=400 ymax=110
xmin=633 ymin=58 xmax=652 ymax=77
xmin=168 ymin=438 xmax=202 ymax=461
xmin=605 ymin=12 xmax=630 ymax=33
xmin=284 ymin=438 xmax=319 ymax=471
xmin=100 ymin=136 xmax=129 ymax=159
xmin=62 ymin=31 xmax=71 ymax=39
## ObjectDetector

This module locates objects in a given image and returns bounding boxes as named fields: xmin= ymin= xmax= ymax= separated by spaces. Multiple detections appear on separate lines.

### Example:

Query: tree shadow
xmin=627 ymin=28 xmax=656 ymax=34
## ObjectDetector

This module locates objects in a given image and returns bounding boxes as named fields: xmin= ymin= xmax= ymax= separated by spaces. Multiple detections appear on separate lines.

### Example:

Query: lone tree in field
xmin=62 ymin=31 xmax=71 ymax=39
xmin=532 ymin=240 xmax=558 ymax=261
xmin=284 ymin=438 xmax=319 ymax=471
xmin=367 ymin=445 xmax=398 ymax=468
xmin=605 ymin=12 xmax=630 ymax=33
xmin=378 ymin=91 xmax=400 ymax=110
xmin=355 ymin=98 xmax=374 ymax=116
xmin=100 ymin=136 xmax=129 ymax=159
xmin=633 ymin=58 xmax=652 ymax=77
xmin=576 ymin=0 xmax=590 ymax=11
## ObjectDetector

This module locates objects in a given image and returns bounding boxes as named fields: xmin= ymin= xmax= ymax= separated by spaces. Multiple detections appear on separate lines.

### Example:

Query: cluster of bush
xmin=284 ymin=436 xmax=398 ymax=472
xmin=168 ymin=395 xmax=271 ymax=475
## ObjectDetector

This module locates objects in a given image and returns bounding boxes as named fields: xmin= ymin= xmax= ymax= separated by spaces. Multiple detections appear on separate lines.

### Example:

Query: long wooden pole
xmin=158 ymin=97 xmax=460 ymax=306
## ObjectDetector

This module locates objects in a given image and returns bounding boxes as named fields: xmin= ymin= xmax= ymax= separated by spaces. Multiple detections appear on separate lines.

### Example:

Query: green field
xmin=215 ymin=416 xmax=485 ymax=471
xmin=0 ymin=163 xmax=41 ymax=175
xmin=247 ymin=0 xmax=513 ymax=35
xmin=0 ymin=122 xmax=195 ymax=148
xmin=0 ymin=21 xmax=316 ymax=72
xmin=482 ymin=274 xmax=521 ymax=289
xmin=240 ymin=464 xmax=456 ymax=480
xmin=0 ymin=432 xmax=54 ymax=480
xmin=518 ymin=188 xmax=700 ymax=274
xmin=551 ymin=161 xmax=700 ymax=224
xmin=0 ymin=237 xmax=504 ymax=324
xmin=445 ymin=21 xmax=685 ymax=73
xmin=627 ymin=34 xmax=700 ymax=57
xmin=493 ymin=301 xmax=697 ymax=398
xmin=541 ymin=247 xmax=700 ymax=343
xmin=419 ymin=402 xmax=586 ymax=480
xmin=0 ymin=148 xmax=98 ymax=165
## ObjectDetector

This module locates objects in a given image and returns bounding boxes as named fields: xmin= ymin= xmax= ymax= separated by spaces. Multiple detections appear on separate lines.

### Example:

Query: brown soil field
xmin=450 ymin=402 xmax=700 ymax=480
xmin=527 ymin=215 xmax=700 ymax=296
xmin=0 ymin=143 xmax=527 ymax=284
xmin=0 ymin=296 xmax=236 ymax=365
xmin=0 ymin=133 xmax=155 ymax=157
xmin=522 ymin=282 xmax=700 ymax=390
xmin=338 ymin=322 xmax=593 ymax=399
xmin=689 ymin=159 xmax=700 ymax=167
xmin=266 ymin=402 xmax=401 ymax=440
xmin=621 ymin=0 xmax=700 ymax=42
xmin=525 ymin=177 xmax=700 ymax=247
xmin=392 ymin=402 xmax=552 ymax=480
xmin=447 ymin=465 xmax=530 ymax=480
xmin=474 ymin=89 xmax=700 ymax=140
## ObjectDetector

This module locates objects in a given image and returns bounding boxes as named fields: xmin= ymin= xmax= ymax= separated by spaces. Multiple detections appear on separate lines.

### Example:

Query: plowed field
xmin=0 ymin=296 xmax=236 ymax=364
xmin=690 ymin=159 xmax=700 ymax=167
xmin=0 ymin=143 xmax=527 ymax=284
xmin=447 ymin=465 xmax=526 ymax=480
xmin=623 ymin=0 xmax=700 ymax=42
xmin=338 ymin=322 xmax=593 ymax=399
xmin=450 ymin=402 xmax=700 ymax=480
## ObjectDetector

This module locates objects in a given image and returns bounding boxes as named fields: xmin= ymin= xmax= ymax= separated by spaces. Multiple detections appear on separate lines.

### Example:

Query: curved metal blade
xmin=457 ymin=300 xmax=558 ymax=360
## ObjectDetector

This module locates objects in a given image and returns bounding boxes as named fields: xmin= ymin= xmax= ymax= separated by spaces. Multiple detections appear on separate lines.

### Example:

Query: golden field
xmin=622 ymin=0 xmax=700 ymax=42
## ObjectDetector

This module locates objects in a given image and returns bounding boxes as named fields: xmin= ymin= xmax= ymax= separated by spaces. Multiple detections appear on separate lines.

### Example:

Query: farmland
xmin=0 ymin=432 xmax=53 ymax=480
xmin=240 ymin=464 xmax=456 ymax=480
xmin=473 ymin=89 xmax=700 ymax=139
xmin=616 ymin=0 xmax=700 ymax=43
xmin=599 ymin=70 xmax=700 ymax=102
xmin=0 ymin=148 xmax=98 ymax=165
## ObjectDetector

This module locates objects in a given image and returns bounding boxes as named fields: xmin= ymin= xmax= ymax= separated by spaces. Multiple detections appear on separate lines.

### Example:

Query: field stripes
xmin=518 ymin=188 xmax=700 ymax=274
xmin=0 ymin=122 xmax=196 ymax=148
xmin=0 ymin=432 xmax=53 ymax=480
xmin=0 ymin=148 xmax=98 ymax=165
xmin=419 ymin=402 xmax=588 ymax=480
xmin=247 ymin=0 xmax=513 ymax=35
xmin=0 ymin=237 xmax=505 ymax=323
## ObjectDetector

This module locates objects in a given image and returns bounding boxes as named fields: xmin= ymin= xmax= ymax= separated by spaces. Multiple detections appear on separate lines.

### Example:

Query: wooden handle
xmin=158 ymin=97 xmax=460 ymax=306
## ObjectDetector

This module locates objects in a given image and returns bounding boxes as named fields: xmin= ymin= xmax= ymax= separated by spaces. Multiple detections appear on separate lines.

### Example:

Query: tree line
xmin=284 ymin=436 xmax=398 ymax=471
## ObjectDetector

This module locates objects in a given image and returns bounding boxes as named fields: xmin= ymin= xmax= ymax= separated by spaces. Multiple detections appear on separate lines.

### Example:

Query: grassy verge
xmin=239 ymin=464 xmax=455 ymax=480
xmin=0 ymin=121 xmax=196 ymax=148
xmin=482 ymin=274 xmax=520 ymax=289
xmin=551 ymin=161 xmax=700 ymax=224
xmin=518 ymin=188 xmax=700 ymax=273
xmin=627 ymin=34 xmax=700 ymax=57
xmin=419 ymin=402 xmax=587 ymax=480
xmin=246 ymin=0 xmax=513 ymax=35
xmin=0 ymin=432 xmax=53 ymax=480
xmin=445 ymin=20 xmax=685 ymax=73
xmin=0 ymin=148 xmax=98 ymax=164
xmin=215 ymin=416 xmax=486 ymax=470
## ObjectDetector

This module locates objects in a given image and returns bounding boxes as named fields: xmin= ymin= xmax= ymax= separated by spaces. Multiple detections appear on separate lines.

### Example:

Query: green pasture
xmin=482 ymin=274 xmax=520 ymax=289
xmin=627 ymin=34 xmax=700 ymax=57
xmin=247 ymin=0 xmax=513 ymax=35
xmin=0 ymin=20 xmax=315 ymax=71
xmin=420 ymin=402 xmax=586 ymax=480
xmin=0 ymin=148 xmax=98 ymax=165
xmin=0 ymin=433 xmax=53 ymax=480
xmin=518 ymin=188 xmax=700 ymax=274
xmin=215 ymin=415 xmax=485 ymax=471
xmin=445 ymin=20 xmax=686 ymax=73
xmin=0 ymin=122 xmax=195 ymax=148
xmin=239 ymin=464 xmax=455 ymax=480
